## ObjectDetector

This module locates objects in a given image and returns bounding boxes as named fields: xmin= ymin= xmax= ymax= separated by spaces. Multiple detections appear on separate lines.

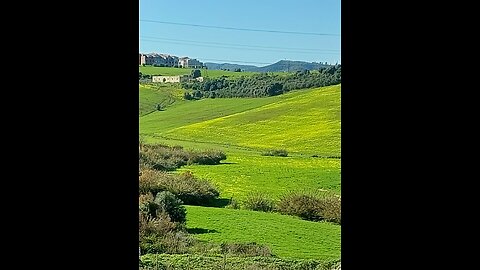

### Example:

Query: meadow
xmin=140 ymin=96 xmax=279 ymax=134
xmin=141 ymin=85 xmax=340 ymax=155
xmin=139 ymin=65 xmax=258 ymax=78
xmin=139 ymin=78 xmax=341 ymax=262
xmin=185 ymin=206 xmax=341 ymax=260
xmin=178 ymin=152 xmax=340 ymax=201
xmin=139 ymin=84 xmax=186 ymax=116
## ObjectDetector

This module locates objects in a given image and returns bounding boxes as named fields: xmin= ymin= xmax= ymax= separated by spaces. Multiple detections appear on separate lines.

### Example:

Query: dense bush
xmin=154 ymin=191 xmax=186 ymax=223
xmin=140 ymin=231 xmax=193 ymax=255
xmin=139 ymin=143 xmax=227 ymax=171
xmin=277 ymin=192 xmax=341 ymax=224
xmin=316 ymin=195 xmax=341 ymax=224
xmin=188 ymin=150 xmax=227 ymax=165
xmin=139 ymin=170 xmax=165 ymax=195
xmin=139 ymin=169 xmax=219 ymax=205
xmin=139 ymin=191 xmax=191 ymax=254
xmin=139 ymin=144 xmax=189 ymax=171
xmin=243 ymin=192 xmax=275 ymax=212
xmin=261 ymin=149 xmax=289 ymax=157
xmin=139 ymin=193 xmax=156 ymax=217
xmin=139 ymin=211 xmax=179 ymax=237
xmin=172 ymin=171 xmax=220 ymax=205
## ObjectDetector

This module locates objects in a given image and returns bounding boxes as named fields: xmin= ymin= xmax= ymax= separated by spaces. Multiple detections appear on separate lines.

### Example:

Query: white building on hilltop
xmin=178 ymin=57 xmax=203 ymax=68
xmin=139 ymin=53 xmax=203 ymax=68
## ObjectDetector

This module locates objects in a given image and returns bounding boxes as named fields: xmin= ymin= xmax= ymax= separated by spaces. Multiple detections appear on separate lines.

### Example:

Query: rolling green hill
xmin=139 ymin=83 xmax=341 ymax=260
xmin=141 ymin=85 xmax=340 ymax=156
xmin=139 ymin=84 xmax=186 ymax=116
xmin=140 ymin=84 xmax=341 ymax=200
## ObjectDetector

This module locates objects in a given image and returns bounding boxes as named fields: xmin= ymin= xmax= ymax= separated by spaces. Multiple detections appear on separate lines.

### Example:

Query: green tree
xmin=191 ymin=69 xmax=201 ymax=78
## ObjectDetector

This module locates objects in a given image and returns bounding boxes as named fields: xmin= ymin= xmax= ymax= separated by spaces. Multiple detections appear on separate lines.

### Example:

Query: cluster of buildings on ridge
xmin=139 ymin=53 xmax=204 ymax=68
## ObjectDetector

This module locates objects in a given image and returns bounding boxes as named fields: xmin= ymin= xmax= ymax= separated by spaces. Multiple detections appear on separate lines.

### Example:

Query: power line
xmin=141 ymin=35 xmax=339 ymax=52
xmin=140 ymin=39 xmax=340 ymax=55
xmin=140 ymin=19 xmax=340 ymax=37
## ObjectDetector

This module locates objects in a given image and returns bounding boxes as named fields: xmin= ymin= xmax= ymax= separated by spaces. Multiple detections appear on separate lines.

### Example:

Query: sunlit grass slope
xmin=140 ymin=85 xmax=341 ymax=199
xmin=186 ymin=205 xmax=341 ymax=260
xmin=178 ymin=153 xmax=340 ymax=200
xmin=139 ymin=84 xmax=186 ymax=116
xmin=162 ymin=85 xmax=340 ymax=156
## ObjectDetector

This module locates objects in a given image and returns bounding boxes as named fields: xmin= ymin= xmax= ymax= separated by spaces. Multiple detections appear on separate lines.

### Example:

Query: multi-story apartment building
xmin=139 ymin=53 xmax=203 ymax=68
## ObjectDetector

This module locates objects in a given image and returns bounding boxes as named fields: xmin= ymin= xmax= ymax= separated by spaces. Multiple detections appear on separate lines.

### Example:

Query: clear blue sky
xmin=139 ymin=0 xmax=341 ymax=66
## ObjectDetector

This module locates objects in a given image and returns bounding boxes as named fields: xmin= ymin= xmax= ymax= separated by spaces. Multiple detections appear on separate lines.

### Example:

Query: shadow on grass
xmin=185 ymin=198 xmax=231 ymax=208
xmin=203 ymin=198 xmax=231 ymax=208
xmin=187 ymin=227 xmax=219 ymax=234
xmin=220 ymin=162 xmax=236 ymax=165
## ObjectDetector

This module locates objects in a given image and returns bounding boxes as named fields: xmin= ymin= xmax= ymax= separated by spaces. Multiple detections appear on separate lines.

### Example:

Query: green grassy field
xmin=140 ymin=65 xmax=258 ymax=78
xmin=139 ymin=84 xmax=186 ymax=116
xmin=141 ymin=85 xmax=340 ymax=156
xmin=140 ymin=97 xmax=279 ymax=134
xmin=186 ymin=206 xmax=341 ymax=260
xmin=139 ymin=83 xmax=341 ymax=260
xmin=178 ymin=153 xmax=340 ymax=201
xmin=140 ymin=85 xmax=341 ymax=200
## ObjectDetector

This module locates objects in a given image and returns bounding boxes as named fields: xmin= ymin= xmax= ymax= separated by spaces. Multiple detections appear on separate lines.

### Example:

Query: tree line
xmin=182 ymin=65 xmax=341 ymax=99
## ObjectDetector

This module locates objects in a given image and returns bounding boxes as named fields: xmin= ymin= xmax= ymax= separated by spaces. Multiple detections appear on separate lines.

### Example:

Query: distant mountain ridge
xmin=203 ymin=63 xmax=258 ymax=72
xmin=205 ymin=60 xmax=334 ymax=72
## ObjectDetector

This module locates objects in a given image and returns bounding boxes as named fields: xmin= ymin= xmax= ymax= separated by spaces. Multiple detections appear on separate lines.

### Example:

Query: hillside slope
xmin=157 ymin=85 xmax=340 ymax=156
xmin=186 ymin=206 xmax=341 ymax=260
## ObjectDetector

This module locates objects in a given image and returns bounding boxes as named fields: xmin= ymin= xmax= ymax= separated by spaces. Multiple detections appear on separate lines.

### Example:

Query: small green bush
xmin=261 ymin=149 xmax=288 ymax=157
xmin=172 ymin=171 xmax=220 ymax=205
xmin=188 ymin=149 xmax=227 ymax=165
xmin=226 ymin=198 xmax=240 ymax=209
xmin=277 ymin=192 xmax=341 ymax=224
xmin=243 ymin=192 xmax=275 ymax=212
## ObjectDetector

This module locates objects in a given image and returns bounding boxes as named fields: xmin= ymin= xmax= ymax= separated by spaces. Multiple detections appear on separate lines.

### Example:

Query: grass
xmin=139 ymin=65 xmax=259 ymax=78
xmin=178 ymin=151 xmax=340 ymax=201
xmin=140 ymin=66 xmax=193 ymax=76
xmin=139 ymin=83 xmax=341 ymax=261
xmin=140 ymin=85 xmax=341 ymax=200
xmin=141 ymin=254 xmax=340 ymax=269
xmin=139 ymin=83 xmax=186 ymax=116
xmin=140 ymin=97 xmax=279 ymax=133
xmin=185 ymin=205 xmax=341 ymax=260
xmin=142 ymin=85 xmax=340 ymax=156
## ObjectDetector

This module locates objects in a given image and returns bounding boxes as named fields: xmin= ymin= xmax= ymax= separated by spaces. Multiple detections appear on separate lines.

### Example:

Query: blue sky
xmin=139 ymin=0 xmax=341 ymax=66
